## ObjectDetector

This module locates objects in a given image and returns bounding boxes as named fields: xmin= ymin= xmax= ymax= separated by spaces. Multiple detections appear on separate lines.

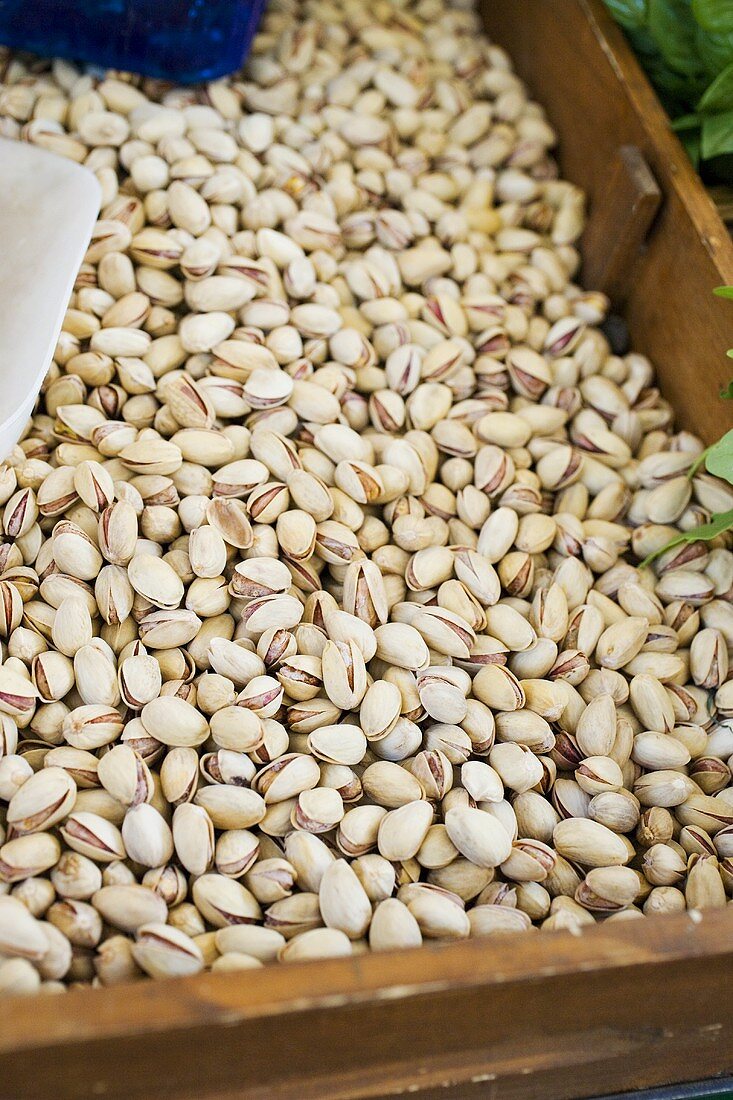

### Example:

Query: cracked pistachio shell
xmin=6 ymin=767 xmax=77 ymax=835
xmin=60 ymin=812 xmax=126 ymax=863
xmin=192 ymin=873 xmax=262 ymax=928
xmin=132 ymin=923 xmax=204 ymax=979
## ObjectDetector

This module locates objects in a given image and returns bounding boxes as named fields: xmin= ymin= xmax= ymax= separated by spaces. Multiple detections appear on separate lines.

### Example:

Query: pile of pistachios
xmin=0 ymin=0 xmax=731 ymax=994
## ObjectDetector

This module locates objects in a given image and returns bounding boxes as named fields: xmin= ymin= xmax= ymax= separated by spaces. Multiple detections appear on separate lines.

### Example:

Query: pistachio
xmin=7 ymin=767 xmax=76 ymax=835
xmin=0 ymin=0 xmax=730 ymax=993
xmin=132 ymin=923 xmax=204 ymax=979
xmin=92 ymin=884 xmax=168 ymax=933
xmin=369 ymin=898 xmax=422 ymax=952
xmin=444 ymin=807 xmax=513 ymax=868
xmin=319 ymin=859 xmax=372 ymax=940
xmin=0 ymin=896 xmax=48 ymax=960
xmin=553 ymin=818 xmax=631 ymax=867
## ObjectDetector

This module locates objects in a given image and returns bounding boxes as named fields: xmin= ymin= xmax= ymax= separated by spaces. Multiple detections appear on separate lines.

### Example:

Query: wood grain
xmin=1 ymin=910 xmax=732 ymax=1099
xmin=481 ymin=0 xmax=733 ymax=443
xmin=2 ymin=5 xmax=733 ymax=1100
xmin=581 ymin=145 xmax=661 ymax=306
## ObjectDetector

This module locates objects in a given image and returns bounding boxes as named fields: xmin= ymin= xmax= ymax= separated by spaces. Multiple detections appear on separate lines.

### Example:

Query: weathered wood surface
xmin=1 ymin=910 xmax=733 ymax=1099
xmin=580 ymin=145 xmax=661 ymax=307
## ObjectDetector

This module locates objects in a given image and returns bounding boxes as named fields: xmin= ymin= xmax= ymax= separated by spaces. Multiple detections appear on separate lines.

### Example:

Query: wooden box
xmin=2 ymin=3 xmax=733 ymax=1099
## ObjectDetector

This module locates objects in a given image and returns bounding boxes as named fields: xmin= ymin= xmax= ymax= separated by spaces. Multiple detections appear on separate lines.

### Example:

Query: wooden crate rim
xmin=2 ymin=907 xmax=732 ymax=1052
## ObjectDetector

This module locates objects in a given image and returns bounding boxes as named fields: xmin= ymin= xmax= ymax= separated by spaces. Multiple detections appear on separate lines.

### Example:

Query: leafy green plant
xmin=605 ymin=0 xmax=733 ymax=178
xmin=639 ymin=285 xmax=733 ymax=566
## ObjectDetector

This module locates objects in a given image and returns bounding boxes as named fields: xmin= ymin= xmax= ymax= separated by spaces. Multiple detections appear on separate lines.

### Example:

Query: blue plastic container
xmin=0 ymin=0 xmax=266 ymax=82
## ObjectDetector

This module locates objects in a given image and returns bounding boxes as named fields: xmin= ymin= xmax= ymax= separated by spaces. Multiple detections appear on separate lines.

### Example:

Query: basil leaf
xmin=714 ymin=284 xmax=733 ymax=297
xmin=650 ymin=64 xmax=701 ymax=101
xmin=705 ymin=428 xmax=733 ymax=481
xmin=639 ymin=508 xmax=733 ymax=567
xmin=699 ymin=59 xmax=733 ymax=108
xmin=697 ymin=25 xmax=733 ymax=74
xmin=720 ymin=380 xmax=733 ymax=397
xmin=693 ymin=0 xmax=733 ymax=33
xmin=629 ymin=25 xmax=664 ymax=58
xmin=605 ymin=0 xmax=648 ymax=28
xmin=672 ymin=113 xmax=702 ymax=129
xmin=649 ymin=0 xmax=706 ymax=74
xmin=701 ymin=109 xmax=733 ymax=156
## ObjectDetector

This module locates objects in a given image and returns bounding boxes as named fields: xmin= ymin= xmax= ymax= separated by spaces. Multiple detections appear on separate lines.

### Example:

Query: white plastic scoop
xmin=0 ymin=137 xmax=101 ymax=457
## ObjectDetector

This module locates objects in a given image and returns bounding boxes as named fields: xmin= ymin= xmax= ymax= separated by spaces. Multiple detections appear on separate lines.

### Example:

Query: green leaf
xmin=672 ymin=112 xmax=703 ymax=129
xmin=720 ymin=379 xmax=733 ymax=397
xmin=714 ymin=284 xmax=733 ymax=296
xmin=639 ymin=508 xmax=733 ymax=567
xmin=693 ymin=0 xmax=733 ymax=33
xmin=696 ymin=25 xmax=733 ymax=74
xmin=628 ymin=24 xmax=664 ymax=57
xmin=605 ymin=0 xmax=648 ymax=28
xmin=699 ymin=59 xmax=733 ymax=108
xmin=649 ymin=0 xmax=706 ymax=74
xmin=648 ymin=63 xmax=702 ymax=101
xmin=705 ymin=428 xmax=733 ymax=481
xmin=701 ymin=109 xmax=733 ymax=156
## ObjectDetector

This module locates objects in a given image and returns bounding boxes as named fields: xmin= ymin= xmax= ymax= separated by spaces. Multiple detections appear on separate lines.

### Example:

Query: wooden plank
xmin=1 ymin=910 xmax=733 ymax=1099
xmin=581 ymin=145 xmax=661 ymax=306
xmin=480 ymin=0 xmax=733 ymax=443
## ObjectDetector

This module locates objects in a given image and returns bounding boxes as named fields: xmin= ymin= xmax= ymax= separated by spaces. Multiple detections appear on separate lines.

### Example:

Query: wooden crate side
xmin=1 ymin=910 xmax=732 ymax=1099
xmin=480 ymin=0 xmax=733 ymax=442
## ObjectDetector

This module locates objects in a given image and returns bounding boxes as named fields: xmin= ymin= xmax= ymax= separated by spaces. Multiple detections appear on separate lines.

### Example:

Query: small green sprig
xmin=639 ymin=285 xmax=733 ymax=567
xmin=639 ymin=507 xmax=733 ymax=566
